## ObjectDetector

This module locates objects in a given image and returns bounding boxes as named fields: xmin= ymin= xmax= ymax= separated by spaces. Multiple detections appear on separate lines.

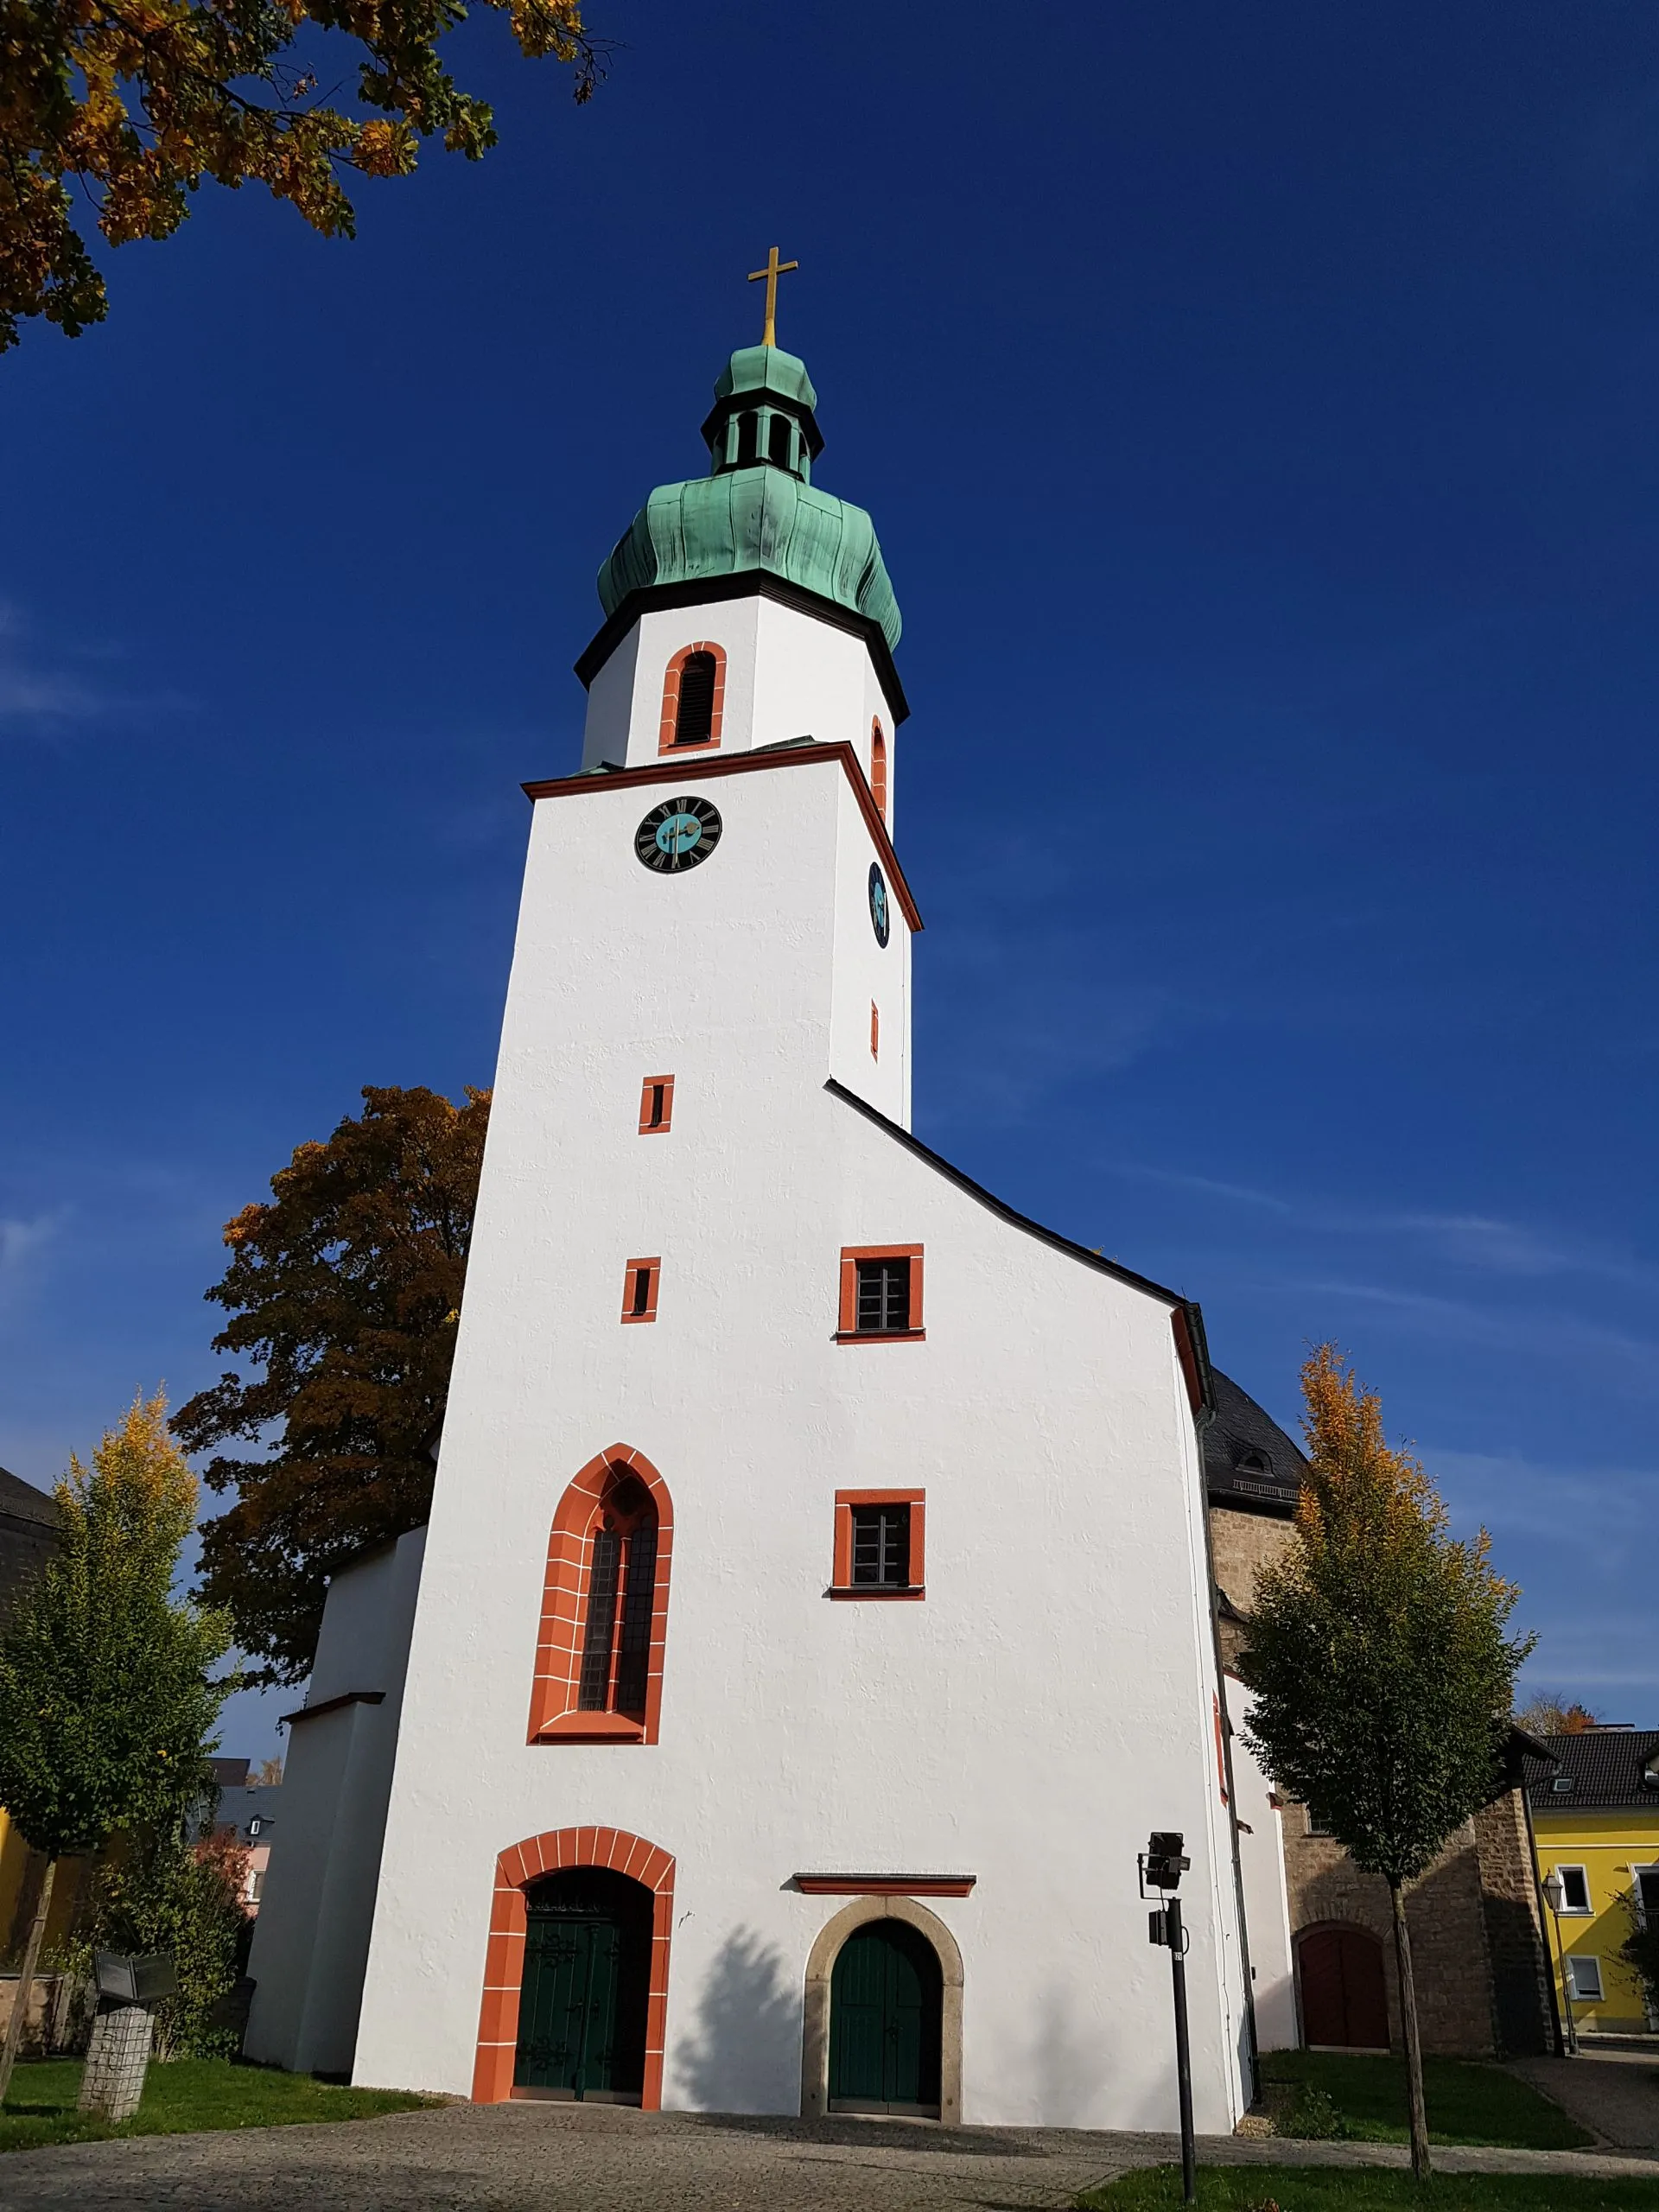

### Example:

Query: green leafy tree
xmin=1236 ymin=1346 xmax=1533 ymax=2181
xmin=0 ymin=1393 xmax=232 ymax=2101
xmin=175 ymin=1084 xmax=490 ymax=1685
xmin=1622 ymin=1906 xmax=1659 ymax=2024
xmin=76 ymin=1815 xmax=252 ymax=2057
xmin=0 ymin=0 xmax=603 ymax=350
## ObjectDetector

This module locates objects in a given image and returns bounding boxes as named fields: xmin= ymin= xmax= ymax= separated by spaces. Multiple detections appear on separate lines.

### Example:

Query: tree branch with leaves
xmin=175 ymin=1083 xmax=490 ymax=1685
xmin=0 ymin=0 xmax=605 ymax=348
xmin=1236 ymin=1345 xmax=1534 ymax=2181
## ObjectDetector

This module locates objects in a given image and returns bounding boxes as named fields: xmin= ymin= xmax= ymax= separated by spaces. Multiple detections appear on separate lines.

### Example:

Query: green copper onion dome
xmin=597 ymin=345 xmax=901 ymax=650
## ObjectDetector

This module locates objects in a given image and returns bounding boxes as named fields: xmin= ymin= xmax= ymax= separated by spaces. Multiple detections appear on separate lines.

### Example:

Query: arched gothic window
xmin=871 ymin=721 xmax=888 ymax=823
xmin=577 ymin=1472 xmax=659 ymax=1718
xmin=528 ymin=1446 xmax=674 ymax=1743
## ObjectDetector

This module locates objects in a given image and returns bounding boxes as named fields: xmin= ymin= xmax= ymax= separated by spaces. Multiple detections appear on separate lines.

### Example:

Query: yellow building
xmin=1529 ymin=1727 xmax=1659 ymax=2039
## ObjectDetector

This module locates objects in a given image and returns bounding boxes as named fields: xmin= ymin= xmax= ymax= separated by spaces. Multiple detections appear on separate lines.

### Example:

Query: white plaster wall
xmin=1225 ymin=1675 xmax=1297 ymax=2051
xmin=244 ymin=1529 xmax=425 ymax=2075
xmin=347 ymin=746 xmax=1244 ymax=2128
xmin=830 ymin=771 xmax=911 ymax=1128
xmin=580 ymin=595 xmax=897 ymax=785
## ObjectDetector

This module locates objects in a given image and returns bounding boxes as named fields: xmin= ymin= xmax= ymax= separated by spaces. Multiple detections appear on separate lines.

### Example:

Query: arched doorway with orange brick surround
xmin=473 ymin=1827 xmax=675 ymax=2106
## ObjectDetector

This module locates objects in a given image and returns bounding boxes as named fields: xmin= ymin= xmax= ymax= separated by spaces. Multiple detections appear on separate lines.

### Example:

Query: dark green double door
xmin=513 ymin=1870 xmax=652 ymax=2101
xmin=828 ymin=1920 xmax=944 ymax=2115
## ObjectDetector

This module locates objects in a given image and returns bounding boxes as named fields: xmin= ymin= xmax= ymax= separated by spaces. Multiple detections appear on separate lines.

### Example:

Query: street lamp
xmin=1540 ymin=1870 xmax=1580 ymax=2057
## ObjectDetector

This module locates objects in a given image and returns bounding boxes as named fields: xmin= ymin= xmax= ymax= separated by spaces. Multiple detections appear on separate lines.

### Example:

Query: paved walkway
xmin=4 ymin=2103 xmax=1659 ymax=2212
xmin=1510 ymin=2047 xmax=1659 ymax=2150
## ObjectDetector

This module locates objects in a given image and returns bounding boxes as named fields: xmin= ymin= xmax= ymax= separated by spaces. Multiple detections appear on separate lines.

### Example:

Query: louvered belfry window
xmin=674 ymin=652 xmax=716 ymax=747
xmin=575 ymin=1474 xmax=658 ymax=1715
xmin=855 ymin=1255 xmax=911 ymax=1333
xmin=849 ymin=1503 xmax=911 ymax=1588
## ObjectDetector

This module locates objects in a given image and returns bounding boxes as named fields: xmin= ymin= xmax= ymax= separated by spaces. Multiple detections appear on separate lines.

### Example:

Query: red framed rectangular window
xmin=639 ymin=1075 xmax=675 ymax=1135
xmin=836 ymin=1245 xmax=925 ymax=1342
xmin=870 ymin=1002 xmax=880 ymax=1060
xmin=832 ymin=1490 xmax=925 ymax=1599
xmin=621 ymin=1257 xmax=661 ymax=1324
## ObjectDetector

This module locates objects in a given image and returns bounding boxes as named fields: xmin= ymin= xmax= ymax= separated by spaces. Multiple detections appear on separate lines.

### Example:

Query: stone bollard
xmin=77 ymin=1952 xmax=177 ymax=2124
xmin=78 ymin=2001 xmax=155 ymax=2123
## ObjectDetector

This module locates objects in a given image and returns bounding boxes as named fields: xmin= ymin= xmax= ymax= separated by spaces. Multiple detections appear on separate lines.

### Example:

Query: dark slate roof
xmin=1204 ymin=1370 xmax=1307 ymax=1517
xmin=0 ymin=1465 xmax=60 ymax=1530
xmin=1525 ymin=1728 xmax=1659 ymax=1811
xmin=0 ymin=1465 xmax=61 ymax=1632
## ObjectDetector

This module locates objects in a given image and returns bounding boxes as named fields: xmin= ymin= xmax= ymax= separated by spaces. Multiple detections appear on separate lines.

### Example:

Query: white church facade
xmin=245 ymin=321 xmax=1262 ymax=2132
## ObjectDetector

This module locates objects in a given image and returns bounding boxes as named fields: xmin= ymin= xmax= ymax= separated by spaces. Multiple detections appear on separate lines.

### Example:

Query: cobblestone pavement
xmin=1510 ymin=2049 xmax=1659 ymax=2150
xmin=3 ymin=2102 xmax=1659 ymax=2212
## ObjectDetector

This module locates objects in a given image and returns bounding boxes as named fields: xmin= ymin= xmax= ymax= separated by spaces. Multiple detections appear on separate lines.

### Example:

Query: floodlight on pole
xmin=1142 ymin=1830 xmax=1196 ymax=2204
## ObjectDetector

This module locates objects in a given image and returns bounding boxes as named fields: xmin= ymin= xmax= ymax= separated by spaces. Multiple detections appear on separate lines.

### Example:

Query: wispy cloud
xmin=1111 ymin=1161 xmax=1652 ymax=1287
xmin=0 ymin=597 xmax=186 ymax=734
xmin=0 ymin=1211 xmax=62 ymax=1293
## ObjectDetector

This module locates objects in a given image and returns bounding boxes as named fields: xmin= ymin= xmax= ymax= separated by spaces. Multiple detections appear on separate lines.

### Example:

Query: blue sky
xmin=3 ymin=1 xmax=1657 ymax=1758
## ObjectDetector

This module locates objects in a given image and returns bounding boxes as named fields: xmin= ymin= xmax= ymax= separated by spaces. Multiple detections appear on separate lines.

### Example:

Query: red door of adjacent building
xmin=1297 ymin=1925 xmax=1389 ymax=2050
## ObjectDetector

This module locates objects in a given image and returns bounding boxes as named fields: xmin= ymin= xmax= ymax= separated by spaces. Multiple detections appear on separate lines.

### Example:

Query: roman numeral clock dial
xmin=634 ymin=796 xmax=723 ymax=874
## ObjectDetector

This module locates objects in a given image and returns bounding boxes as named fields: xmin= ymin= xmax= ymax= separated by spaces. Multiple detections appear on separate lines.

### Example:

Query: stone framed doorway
xmin=800 ymin=1897 xmax=963 ymax=2125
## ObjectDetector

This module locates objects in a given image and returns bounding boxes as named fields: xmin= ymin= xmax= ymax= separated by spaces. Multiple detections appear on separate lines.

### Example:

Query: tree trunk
xmin=1389 ymin=1877 xmax=1431 ymax=2180
xmin=0 ymin=1853 xmax=57 ymax=2106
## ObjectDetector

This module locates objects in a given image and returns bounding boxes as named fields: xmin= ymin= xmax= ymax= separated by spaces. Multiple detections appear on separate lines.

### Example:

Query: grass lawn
xmin=1 ymin=2056 xmax=429 ymax=2153
xmin=1077 ymin=2166 xmax=1659 ymax=2209
xmin=1259 ymin=2050 xmax=1592 ymax=2152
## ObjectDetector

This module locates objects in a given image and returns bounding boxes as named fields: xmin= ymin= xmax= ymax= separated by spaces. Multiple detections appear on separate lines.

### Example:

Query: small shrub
xmin=1280 ymin=2082 xmax=1351 ymax=2140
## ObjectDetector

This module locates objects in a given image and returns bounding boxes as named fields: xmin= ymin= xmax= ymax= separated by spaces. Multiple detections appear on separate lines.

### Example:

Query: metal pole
xmin=1550 ymin=1904 xmax=1579 ymax=2056
xmin=1166 ymin=1897 xmax=1197 ymax=2205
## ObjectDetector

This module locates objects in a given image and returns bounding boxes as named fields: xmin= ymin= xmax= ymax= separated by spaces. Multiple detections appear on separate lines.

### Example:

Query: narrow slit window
xmin=871 ymin=724 xmax=888 ymax=823
xmin=674 ymin=653 xmax=716 ymax=747
xmin=870 ymin=1002 xmax=880 ymax=1059
xmin=639 ymin=1075 xmax=675 ymax=1134
xmin=621 ymin=1257 xmax=660 ymax=1324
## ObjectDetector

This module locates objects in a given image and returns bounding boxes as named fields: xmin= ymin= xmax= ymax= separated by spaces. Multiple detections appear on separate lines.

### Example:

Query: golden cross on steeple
xmin=747 ymin=245 xmax=798 ymax=348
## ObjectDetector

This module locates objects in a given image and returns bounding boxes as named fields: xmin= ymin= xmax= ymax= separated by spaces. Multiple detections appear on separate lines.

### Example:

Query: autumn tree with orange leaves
xmin=0 ymin=0 xmax=604 ymax=348
xmin=175 ymin=1084 xmax=489 ymax=1685
xmin=1237 ymin=1346 xmax=1533 ymax=2183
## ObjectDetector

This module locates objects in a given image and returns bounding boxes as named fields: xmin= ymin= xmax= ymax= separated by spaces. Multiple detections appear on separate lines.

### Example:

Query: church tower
xmin=245 ymin=282 xmax=1253 ymax=2133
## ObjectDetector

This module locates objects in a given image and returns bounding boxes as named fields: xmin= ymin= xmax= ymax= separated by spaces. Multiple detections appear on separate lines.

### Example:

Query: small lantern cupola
xmin=701 ymin=345 xmax=824 ymax=485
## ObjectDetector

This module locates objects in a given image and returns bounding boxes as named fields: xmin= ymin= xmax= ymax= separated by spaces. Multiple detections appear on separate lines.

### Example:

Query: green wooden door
xmin=514 ymin=1871 xmax=652 ymax=2100
xmin=828 ymin=1921 xmax=944 ymax=2114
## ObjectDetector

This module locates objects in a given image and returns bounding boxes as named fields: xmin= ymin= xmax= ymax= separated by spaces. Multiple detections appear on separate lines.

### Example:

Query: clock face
xmin=635 ymin=795 xmax=722 ymax=874
xmin=868 ymin=862 xmax=891 ymax=947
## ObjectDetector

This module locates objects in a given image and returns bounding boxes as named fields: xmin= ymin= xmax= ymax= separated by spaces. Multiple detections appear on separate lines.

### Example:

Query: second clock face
xmin=868 ymin=862 xmax=891 ymax=947
xmin=635 ymin=796 xmax=722 ymax=874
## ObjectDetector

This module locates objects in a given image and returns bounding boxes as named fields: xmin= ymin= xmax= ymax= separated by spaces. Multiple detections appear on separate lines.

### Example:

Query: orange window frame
xmin=621 ymin=1257 xmax=661 ymax=1324
xmin=870 ymin=1002 xmax=880 ymax=1059
xmin=658 ymin=640 xmax=728 ymax=755
xmin=832 ymin=1488 xmax=925 ymax=1599
xmin=638 ymin=1075 xmax=675 ymax=1135
xmin=836 ymin=1244 xmax=925 ymax=1342
xmin=871 ymin=720 xmax=888 ymax=822
xmin=526 ymin=1446 xmax=674 ymax=1746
